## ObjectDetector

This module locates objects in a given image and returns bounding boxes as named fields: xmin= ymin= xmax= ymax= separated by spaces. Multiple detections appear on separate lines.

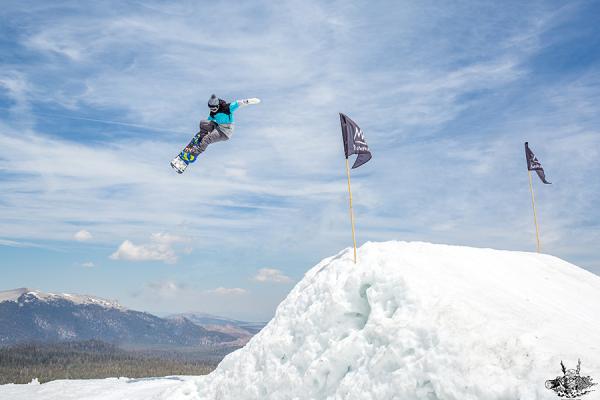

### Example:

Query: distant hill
xmin=168 ymin=313 xmax=267 ymax=344
xmin=0 ymin=288 xmax=237 ymax=349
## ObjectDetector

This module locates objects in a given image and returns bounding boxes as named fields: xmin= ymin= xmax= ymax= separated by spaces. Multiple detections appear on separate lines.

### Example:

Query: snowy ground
xmin=0 ymin=377 xmax=197 ymax=400
xmin=2 ymin=241 xmax=599 ymax=400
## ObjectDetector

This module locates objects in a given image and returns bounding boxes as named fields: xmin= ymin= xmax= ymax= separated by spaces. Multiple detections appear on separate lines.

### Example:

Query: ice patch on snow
xmin=187 ymin=241 xmax=600 ymax=399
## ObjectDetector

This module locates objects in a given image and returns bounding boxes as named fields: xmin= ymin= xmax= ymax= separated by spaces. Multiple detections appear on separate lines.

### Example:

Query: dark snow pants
xmin=181 ymin=120 xmax=230 ymax=162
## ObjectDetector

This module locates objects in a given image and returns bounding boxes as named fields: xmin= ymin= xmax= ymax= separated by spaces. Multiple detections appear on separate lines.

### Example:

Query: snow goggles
xmin=209 ymin=105 xmax=219 ymax=112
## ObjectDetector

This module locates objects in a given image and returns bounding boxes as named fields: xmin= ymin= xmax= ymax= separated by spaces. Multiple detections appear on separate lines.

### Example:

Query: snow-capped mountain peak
xmin=0 ymin=287 xmax=123 ymax=309
xmin=0 ymin=288 xmax=239 ymax=348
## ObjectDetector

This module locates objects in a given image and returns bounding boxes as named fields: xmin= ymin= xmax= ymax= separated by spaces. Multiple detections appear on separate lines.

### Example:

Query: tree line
xmin=0 ymin=340 xmax=221 ymax=384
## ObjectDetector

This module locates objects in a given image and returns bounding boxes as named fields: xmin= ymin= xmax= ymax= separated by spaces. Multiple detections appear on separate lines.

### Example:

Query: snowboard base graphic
xmin=170 ymin=132 xmax=203 ymax=174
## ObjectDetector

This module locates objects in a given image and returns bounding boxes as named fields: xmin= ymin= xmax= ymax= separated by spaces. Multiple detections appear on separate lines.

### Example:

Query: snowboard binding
xmin=170 ymin=155 xmax=189 ymax=174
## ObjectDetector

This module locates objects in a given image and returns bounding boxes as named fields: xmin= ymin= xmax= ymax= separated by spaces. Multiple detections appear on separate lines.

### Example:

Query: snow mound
xmin=172 ymin=241 xmax=600 ymax=400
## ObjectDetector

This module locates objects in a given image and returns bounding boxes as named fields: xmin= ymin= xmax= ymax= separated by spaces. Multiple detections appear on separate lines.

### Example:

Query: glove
xmin=238 ymin=98 xmax=261 ymax=106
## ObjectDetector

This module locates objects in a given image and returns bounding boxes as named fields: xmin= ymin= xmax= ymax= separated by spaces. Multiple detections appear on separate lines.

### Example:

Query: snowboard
xmin=170 ymin=132 xmax=204 ymax=174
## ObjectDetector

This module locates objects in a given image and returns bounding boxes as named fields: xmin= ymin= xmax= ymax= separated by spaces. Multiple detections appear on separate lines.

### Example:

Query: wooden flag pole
xmin=345 ymin=158 xmax=357 ymax=264
xmin=527 ymin=169 xmax=541 ymax=253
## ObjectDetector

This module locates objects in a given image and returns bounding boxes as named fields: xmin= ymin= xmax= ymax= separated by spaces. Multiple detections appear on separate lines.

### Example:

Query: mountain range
xmin=0 ymin=288 xmax=264 ymax=349
xmin=167 ymin=312 xmax=266 ymax=339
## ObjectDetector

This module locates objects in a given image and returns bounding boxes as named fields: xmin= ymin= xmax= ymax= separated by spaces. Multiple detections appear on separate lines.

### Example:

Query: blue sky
xmin=1 ymin=1 xmax=599 ymax=321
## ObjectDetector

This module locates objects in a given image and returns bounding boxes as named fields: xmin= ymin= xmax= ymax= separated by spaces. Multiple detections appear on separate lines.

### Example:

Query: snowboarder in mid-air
xmin=171 ymin=94 xmax=260 ymax=173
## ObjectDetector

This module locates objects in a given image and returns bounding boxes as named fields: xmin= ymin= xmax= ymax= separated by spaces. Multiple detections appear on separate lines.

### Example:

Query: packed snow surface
xmin=2 ymin=241 xmax=599 ymax=400
xmin=0 ymin=377 xmax=196 ymax=400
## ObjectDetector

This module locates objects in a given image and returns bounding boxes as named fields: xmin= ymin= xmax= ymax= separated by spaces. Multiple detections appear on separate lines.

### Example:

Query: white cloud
xmin=109 ymin=233 xmax=189 ymax=264
xmin=206 ymin=287 xmax=248 ymax=296
xmin=253 ymin=268 xmax=293 ymax=284
xmin=25 ymin=32 xmax=83 ymax=61
xmin=150 ymin=232 xmax=188 ymax=245
xmin=81 ymin=261 xmax=95 ymax=268
xmin=110 ymin=240 xmax=172 ymax=263
xmin=0 ymin=238 xmax=34 ymax=247
xmin=0 ymin=238 xmax=56 ymax=250
xmin=146 ymin=280 xmax=185 ymax=298
xmin=73 ymin=230 xmax=93 ymax=242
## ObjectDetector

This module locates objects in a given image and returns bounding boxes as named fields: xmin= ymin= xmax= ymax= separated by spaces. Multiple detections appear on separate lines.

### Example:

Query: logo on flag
xmin=525 ymin=142 xmax=551 ymax=184
xmin=340 ymin=113 xmax=372 ymax=169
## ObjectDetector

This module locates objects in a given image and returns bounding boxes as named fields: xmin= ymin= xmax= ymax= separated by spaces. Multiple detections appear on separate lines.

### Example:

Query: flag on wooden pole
xmin=524 ymin=142 xmax=550 ymax=252
xmin=525 ymin=142 xmax=551 ymax=184
xmin=340 ymin=113 xmax=372 ymax=169
xmin=340 ymin=113 xmax=372 ymax=264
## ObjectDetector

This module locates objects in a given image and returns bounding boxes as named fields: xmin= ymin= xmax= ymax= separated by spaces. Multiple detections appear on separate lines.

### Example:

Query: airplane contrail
xmin=1 ymin=106 xmax=189 ymax=135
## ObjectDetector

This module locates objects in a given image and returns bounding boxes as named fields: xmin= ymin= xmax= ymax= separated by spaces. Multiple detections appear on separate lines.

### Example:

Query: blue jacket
xmin=208 ymin=101 xmax=240 ymax=125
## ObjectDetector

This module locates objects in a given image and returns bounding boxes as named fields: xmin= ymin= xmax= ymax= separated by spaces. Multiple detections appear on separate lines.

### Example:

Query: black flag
xmin=525 ymin=142 xmax=551 ymax=184
xmin=340 ymin=113 xmax=371 ymax=169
